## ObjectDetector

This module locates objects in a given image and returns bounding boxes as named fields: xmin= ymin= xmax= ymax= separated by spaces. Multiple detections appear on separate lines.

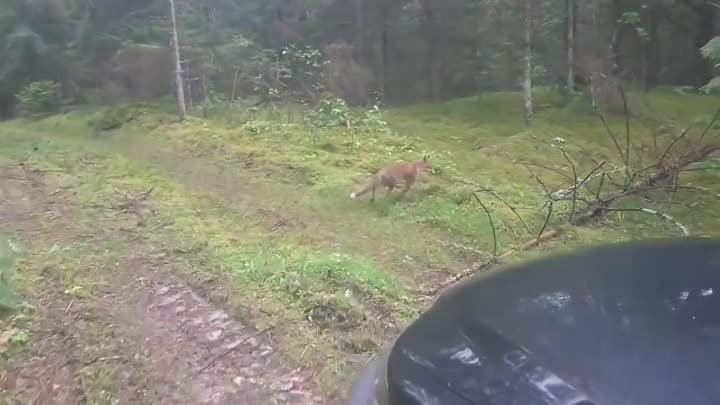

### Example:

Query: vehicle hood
xmin=387 ymin=239 xmax=720 ymax=405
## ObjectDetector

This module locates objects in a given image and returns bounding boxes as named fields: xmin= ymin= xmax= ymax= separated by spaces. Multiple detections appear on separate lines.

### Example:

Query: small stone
xmin=223 ymin=339 xmax=244 ymax=349
xmin=233 ymin=376 xmax=245 ymax=386
xmin=208 ymin=310 xmax=229 ymax=322
xmin=270 ymin=381 xmax=295 ymax=392
xmin=207 ymin=330 xmax=223 ymax=341
xmin=154 ymin=293 xmax=183 ymax=308
xmin=244 ymin=337 xmax=257 ymax=347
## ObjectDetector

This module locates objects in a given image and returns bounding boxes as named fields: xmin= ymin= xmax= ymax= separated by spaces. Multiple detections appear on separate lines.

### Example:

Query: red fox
xmin=350 ymin=157 xmax=432 ymax=202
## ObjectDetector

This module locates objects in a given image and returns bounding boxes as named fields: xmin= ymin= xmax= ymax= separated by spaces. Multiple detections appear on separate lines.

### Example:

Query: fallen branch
xmin=427 ymin=228 xmax=563 ymax=297
xmin=84 ymin=355 xmax=123 ymax=366
xmin=428 ymin=141 xmax=718 ymax=298
xmin=64 ymin=299 xmax=74 ymax=314
xmin=605 ymin=207 xmax=690 ymax=236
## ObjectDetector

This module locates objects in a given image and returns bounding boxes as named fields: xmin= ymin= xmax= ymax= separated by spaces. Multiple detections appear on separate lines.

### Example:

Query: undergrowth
xmin=15 ymin=139 xmax=415 ymax=320
xmin=1 ymin=88 xmax=718 ymax=396
xmin=0 ymin=236 xmax=16 ymax=310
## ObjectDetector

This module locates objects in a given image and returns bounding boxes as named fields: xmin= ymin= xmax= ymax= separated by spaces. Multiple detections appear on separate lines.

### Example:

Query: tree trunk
xmin=169 ymin=0 xmax=187 ymax=121
xmin=609 ymin=0 xmax=626 ymax=78
xmin=353 ymin=0 xmax=365 ymax=61
xmin=523 ymin=0 xmax=533 ymax=124
xmin=643 ymin=6 xmax=659 ymax=90
xmin=421 ymin=0 xmax=440 ymax=101
xmin=378 ymin=2 xmax=389 ymax=100
xmin=566 ymin=0 xmax=576 ymax=91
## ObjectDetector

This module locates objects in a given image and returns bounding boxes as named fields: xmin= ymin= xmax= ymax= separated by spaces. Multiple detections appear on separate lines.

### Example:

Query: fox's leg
xmin=399 ymin=178 xmax=414 ymax=198
xmin=380 ymin=174 xmax=397 ymax=200
xmin=370 ymin=185 xmax=376 ymax=202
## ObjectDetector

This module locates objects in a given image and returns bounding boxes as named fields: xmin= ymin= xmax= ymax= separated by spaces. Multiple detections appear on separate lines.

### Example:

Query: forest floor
xmin=1 ymin=89 xmax=719 ymax=404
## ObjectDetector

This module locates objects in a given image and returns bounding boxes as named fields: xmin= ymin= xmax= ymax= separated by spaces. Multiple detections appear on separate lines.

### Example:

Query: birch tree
xmin=566 ymin=0 xmax=576 ymax=91
xmin=523 ymin=0 xmax=533 ymax=124
xmin=169 ymin=0 xmax=187 ymax=121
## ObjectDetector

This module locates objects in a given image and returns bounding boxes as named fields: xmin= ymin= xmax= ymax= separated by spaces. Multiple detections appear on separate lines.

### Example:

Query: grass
xmin=0 ymin=235 xmax=15 ymax=310
xmin=16 ymin=136 xmax=412 ymax=311
xmin=1 ymin=88 xmax=719 ymax=398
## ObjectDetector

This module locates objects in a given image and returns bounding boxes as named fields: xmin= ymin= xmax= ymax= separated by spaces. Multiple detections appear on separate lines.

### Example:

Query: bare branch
xmin=472 ymin=193 xmax=498 ymax=257
xmin=579 ymin=161 xmax=607 ymax=187
xmin=595 ymin=108 xmax=626 ymax=165
xmin=559 ymin=148 xmax=578 ymax=219
xmin=595 ymin=172 xmax=606 ymax=201
xmin=666 ymin=171 xmax=680 ymax=208
xmin=519 ymin=162 xmax=574 ymax=181
xmin=658 ymin=127 xmax=691 ymax=165
xmin=698 ymin=107 xmax=720 ymax=143
xmin=523 ymin=164 xmax=550 ymax=196
xmin=520 ymin=163 xmax=554 ymax=245
xmin=617 ymin=85 xmax=631 ymax=169
xmin=476 ymin=188 xmax=534 ymax=237
xmin=551 ymin=161 xmax=607 ymax=202
xmin=535 ymin=200 xmax=553 ymax=246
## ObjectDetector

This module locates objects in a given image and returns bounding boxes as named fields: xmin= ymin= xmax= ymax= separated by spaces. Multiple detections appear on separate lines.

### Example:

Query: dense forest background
xmin=1 ymin=0 xmax=719 ymax=119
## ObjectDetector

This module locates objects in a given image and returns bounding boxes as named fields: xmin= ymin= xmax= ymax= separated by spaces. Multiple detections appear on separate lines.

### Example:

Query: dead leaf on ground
xmin=0 ymin=328 xmax=18 ymax=346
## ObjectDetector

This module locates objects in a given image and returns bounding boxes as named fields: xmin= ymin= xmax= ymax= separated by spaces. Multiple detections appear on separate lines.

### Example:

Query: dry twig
xmin=472 ymin=193 xmax=498 ymax=256
xmin=476 ymin=188 xmax=534 ymax=236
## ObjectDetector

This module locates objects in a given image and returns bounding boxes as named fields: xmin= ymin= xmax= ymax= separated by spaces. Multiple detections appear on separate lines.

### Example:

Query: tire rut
xmin=99 ymin=262 xmax=323 ymax=405
xmin=0 ymin=165 xmax=328 ymax=405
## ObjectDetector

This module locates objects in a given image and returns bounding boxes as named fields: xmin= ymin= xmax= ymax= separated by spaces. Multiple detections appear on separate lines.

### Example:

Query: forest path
xmin=0 ymin=164 xmax=325 ymax=404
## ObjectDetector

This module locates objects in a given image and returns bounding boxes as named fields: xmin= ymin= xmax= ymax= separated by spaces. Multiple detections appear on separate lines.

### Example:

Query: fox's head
xmin=416 ymin=155 xmax=432 ymax=173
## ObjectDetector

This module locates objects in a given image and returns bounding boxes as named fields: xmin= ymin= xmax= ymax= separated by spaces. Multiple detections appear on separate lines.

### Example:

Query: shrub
xmin=701 ymin=36 xmax=720 ymax=94
xmin=16 ymin=81 xmax=63 ymax=115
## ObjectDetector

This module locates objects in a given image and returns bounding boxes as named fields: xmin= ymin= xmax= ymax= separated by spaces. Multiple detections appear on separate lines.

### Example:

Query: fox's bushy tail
xmin=350 ymin=176 xmax=378 ymax=199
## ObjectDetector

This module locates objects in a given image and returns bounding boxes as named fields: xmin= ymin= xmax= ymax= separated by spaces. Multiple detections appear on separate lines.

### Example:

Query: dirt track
xmin=0 ymin=165 xmax=326 ymax=404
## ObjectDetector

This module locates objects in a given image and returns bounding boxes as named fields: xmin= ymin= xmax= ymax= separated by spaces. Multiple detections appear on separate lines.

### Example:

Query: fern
xmin=701 ymin=36 xmax=720 ymax=64
xmin=700 ymin=77 xmax=720 ymax=94
xmin=701 ymin=36 xmax=720 ymax=93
